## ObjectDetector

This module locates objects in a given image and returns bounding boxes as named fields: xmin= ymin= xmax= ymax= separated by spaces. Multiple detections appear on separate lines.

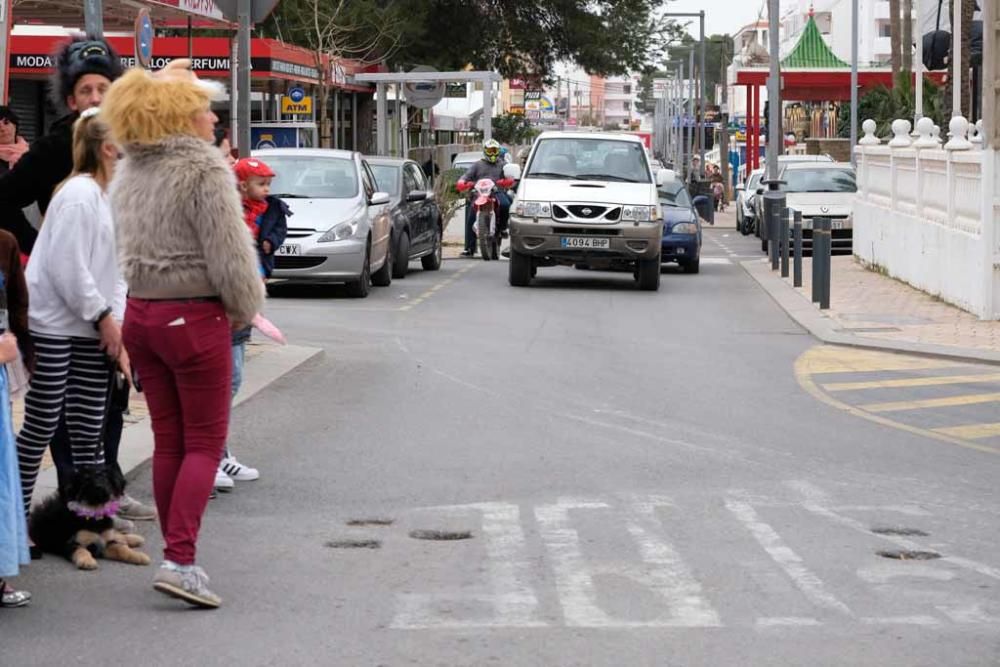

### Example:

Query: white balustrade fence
xmin=853 ymin=116 xmax=1000 ymax=320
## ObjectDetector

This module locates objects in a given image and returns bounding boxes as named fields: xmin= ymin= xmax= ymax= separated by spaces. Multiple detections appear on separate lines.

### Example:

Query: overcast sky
xmin=662 ymin=0 xmax=768 ymax=38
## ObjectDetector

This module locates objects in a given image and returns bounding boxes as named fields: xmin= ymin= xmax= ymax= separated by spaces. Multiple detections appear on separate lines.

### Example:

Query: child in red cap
xmin=233 ymin=157 xmax=289 ymax=277
xmin=216 ymin=157 xmax=290 ymax=491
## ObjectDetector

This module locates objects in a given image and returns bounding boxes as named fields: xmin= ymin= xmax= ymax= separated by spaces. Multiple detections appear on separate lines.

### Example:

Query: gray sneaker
xmin=118 ymin=495 xmax=157 ymax=521
xmin=112 ymin=515 xmax=136 ymax=534
xmin=153 ymin=564 xmax=222 ymax=609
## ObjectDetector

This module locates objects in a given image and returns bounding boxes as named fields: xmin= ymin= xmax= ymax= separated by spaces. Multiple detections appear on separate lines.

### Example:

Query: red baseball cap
xmin=234 ymin=157 xmax=275 ymax=181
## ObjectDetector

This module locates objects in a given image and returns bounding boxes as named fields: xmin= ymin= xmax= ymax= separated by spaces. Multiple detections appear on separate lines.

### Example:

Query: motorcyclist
xmin=457 ymin=139 xmax=511 ymax=257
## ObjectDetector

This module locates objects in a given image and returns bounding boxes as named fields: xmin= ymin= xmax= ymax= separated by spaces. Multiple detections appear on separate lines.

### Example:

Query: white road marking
xmin=756 ymin=616 xmax=821 ymax=627
xmin=937 ymin=604 xmax=998 ymax=624
xmin=699 ymin=257 xmax=733 ymax=265
xmin=860 ymin=616 xmax=940 ymax=626
xmin=535 ymin=497 xmax=721 ymax=627
xmin=726 ymin=498 xmax=852 ymax=616
xmin=392 ymin=502 xmax=546 ymax=629
xmin=857 ymin=564 xmax=956 ymax=584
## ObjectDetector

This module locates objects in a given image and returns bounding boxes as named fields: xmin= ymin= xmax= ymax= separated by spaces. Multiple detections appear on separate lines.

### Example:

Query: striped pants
xmin=16 ymin=334 xmax=111 ymax=516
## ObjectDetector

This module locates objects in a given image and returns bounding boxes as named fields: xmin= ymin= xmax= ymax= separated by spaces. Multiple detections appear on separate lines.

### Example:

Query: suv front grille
xmin=552 ymin=204 xmax=622 ymax=223
xmin=552 ymin=227 xmax=621 ymax=236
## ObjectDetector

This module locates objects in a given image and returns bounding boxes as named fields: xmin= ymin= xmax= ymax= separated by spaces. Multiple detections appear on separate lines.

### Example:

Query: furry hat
xmin=102 ymin=59 xmax=225 ymax=146
xmin=50 ymin=35 xmax=123 ymax=110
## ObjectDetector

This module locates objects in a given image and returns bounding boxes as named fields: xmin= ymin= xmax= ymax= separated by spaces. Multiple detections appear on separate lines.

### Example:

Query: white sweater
xmin=27 ymin=175 xmax=126 ymax=339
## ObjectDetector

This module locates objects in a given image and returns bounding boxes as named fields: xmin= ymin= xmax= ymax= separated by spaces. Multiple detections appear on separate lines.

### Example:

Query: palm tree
xmin=889 ymin=0 xmax=902 ymax=72
xmin=902 ymin=0 xmax=912 ymax=72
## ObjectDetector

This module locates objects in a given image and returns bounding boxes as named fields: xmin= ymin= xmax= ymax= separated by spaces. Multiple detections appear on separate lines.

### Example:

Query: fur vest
xmin=111 ymin=135 xmax=263 ymax=323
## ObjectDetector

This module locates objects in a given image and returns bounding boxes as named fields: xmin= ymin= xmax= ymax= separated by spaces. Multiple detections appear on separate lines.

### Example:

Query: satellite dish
xmin=404 ymin=66 xmax=445 ymax=109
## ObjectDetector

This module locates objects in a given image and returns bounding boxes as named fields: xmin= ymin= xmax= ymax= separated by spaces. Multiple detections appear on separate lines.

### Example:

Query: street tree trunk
xmin=960 ymin=0 xmax=974 ymax=117
xmin=902 ymin=0 xmax=913 ymax=73
xmin=890 ymin=0 xmax=902 ymax=73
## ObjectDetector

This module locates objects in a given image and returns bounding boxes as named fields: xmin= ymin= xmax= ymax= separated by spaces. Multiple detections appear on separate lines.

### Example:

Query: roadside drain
xmin=325 ymin=539 xmax=382 ymax=549
xmin=871 ymin=527 xmax=929 ymax=537
xmin=877 ymin=550 xmax=941 ymax=561
xmin=409 ymin=529 xmax=473 ymax=541
xmin=345 ymin=518 xmax=395 ymax=527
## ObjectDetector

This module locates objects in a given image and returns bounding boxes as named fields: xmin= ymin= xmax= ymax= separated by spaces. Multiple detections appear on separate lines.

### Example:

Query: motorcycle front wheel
xmin=477 ymin=209 xmax=492 ymax=261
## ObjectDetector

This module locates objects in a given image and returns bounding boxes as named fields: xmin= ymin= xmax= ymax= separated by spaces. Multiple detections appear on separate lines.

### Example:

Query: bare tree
xmin=273 ymin=0 xmax=406 ymax=147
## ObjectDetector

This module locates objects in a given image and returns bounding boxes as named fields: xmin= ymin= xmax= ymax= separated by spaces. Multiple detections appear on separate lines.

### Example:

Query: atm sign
xmin=281 ymin=96 xmax=313 ymax=115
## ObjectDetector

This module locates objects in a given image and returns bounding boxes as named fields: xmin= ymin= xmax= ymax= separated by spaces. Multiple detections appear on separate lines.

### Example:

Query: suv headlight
xmin=514 ymin=201 xmax=551 ymax=218
xmin=622 ymin=205 xmax=659 ymax=222
xmin=318 ymin=218 xmax=361 ymax=243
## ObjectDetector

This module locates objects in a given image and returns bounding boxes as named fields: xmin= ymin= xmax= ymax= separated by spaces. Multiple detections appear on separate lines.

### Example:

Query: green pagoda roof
xmin=780 ymin=15 xmax=849 ymax=68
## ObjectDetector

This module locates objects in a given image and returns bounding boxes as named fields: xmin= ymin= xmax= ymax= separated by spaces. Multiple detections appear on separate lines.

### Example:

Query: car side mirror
xmin=656 ymin=169 xmax=677 ymax=186
xmin=503 ymin=163 xmax=522 ymax=180
xmin=406 ymin=190 xmax=428 ymax=202
xmin=735 ymin=184 xmax=745 ymax=192
xmin=369 ymin=192 xmax=390 ymax=206
xmin=755 ymin=188 xmax=764 ymax=195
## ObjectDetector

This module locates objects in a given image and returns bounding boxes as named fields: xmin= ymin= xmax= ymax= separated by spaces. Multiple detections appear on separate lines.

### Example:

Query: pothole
xmin=871 ymin=527 xmax=929 ymax=537
xmin=877 ymin=550 xmax=941 ymax=561
xmin=325 ymin=539 xmax=381 ymax=549
xmin=409 ymin=529 xmax=473 ymax=541
xmin=345 ymin=518 xmax=395 ymax=527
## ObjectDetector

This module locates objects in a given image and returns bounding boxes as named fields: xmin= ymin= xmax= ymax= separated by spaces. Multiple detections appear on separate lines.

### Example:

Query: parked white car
xmin=779 ymin=161 xmax=857 ymax=254
xmin=735 ymin=168 xmax=764 ymax=235
xmin=257 ymin=149 xmax=393 ymax=298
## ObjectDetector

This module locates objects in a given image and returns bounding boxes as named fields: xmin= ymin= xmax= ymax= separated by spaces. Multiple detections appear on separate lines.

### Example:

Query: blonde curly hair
xmin=102 ymin=59 xmax=225 ymax=146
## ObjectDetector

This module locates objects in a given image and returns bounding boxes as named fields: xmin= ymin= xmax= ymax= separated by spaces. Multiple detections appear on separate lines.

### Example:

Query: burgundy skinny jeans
xmin=123 ymin=298 xmax=231 ymax=565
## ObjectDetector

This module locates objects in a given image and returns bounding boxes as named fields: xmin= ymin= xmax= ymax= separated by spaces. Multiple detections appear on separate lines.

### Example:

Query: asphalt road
xmin=6 ymin=228 xmax=1000 ymax=666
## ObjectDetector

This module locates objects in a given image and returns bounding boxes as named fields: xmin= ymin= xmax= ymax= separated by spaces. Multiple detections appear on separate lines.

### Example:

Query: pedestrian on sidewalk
xmin=0 ymin=328 xmax=30 ymax=608
xmin=209 ymin=156 xmax=289 ymax=490
xmin=104 ymin=60 xmax=264 ymax=609
xmin=15 ymin=109 xmax=127 ymax=526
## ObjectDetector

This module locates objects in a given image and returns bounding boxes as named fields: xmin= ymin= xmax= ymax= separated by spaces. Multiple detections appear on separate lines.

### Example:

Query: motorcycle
xmin=457 ymin=176 xmax=515 ymax=261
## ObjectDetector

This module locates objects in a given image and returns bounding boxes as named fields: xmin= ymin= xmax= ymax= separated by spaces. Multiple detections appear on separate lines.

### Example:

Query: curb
xmin=742 ymin=258 xmax=1000 ymax=366
xmin=30 ymin=343 xmax=324 ymax=503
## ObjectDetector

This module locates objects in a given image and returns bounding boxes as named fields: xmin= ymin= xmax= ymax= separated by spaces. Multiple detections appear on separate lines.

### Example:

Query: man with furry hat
xmin=0 ymin=37 xmax=156 ymax=529
xmin=0 ymin=36 xmax=123 ymax=252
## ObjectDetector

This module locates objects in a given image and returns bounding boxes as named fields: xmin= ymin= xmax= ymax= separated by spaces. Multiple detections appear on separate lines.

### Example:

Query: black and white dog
xmin=29 ymin=464 xmax=151 ymax=570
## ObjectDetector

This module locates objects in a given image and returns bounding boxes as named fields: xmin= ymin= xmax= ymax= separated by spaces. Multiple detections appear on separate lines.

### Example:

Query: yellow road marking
xmin=795 ymin=346 xmax=964 ymax=375
xmin=794 ymin=347 xmax=1000 ymax=455
xmin=822 ymin=373 xmax=1000 ymax=392
xmin=934 ymin=422 xmax=1000 ymax=440
xmin=399 ymin=264 xmax=475 ymax=312
xmin=861 ymin=392 xmax=1000 ymax=413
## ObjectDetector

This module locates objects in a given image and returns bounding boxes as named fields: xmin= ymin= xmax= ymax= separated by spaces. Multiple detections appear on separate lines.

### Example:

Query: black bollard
xmin=763 ymin=191 xmax=785 ymax=271
xmin=814 ymin=217 xmax=832 ymax=309
xmin=780 ymin=207 xmax=790 ymax=278
xmin=792 ymin=210 xmax=803 ymax=288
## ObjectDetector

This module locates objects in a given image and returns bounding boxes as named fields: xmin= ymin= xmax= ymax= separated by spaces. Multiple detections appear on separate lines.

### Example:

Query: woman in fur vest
xmin=102 ymin=60 xmax=263 ymax=609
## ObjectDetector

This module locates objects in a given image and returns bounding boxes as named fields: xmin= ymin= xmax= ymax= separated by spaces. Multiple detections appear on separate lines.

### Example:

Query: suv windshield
xmin=526 ymin=137 xmax=651 ymax=183
xmin=263 ymin=156 xmax=359 ymax=198
xmin=658 ymin=181 xmax=692 ymax=208
xmin=783 ymin=168 xmax=857 ymax=193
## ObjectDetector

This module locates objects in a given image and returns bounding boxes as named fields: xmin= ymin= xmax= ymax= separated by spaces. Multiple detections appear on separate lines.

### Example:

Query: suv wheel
xmin=636 ymin=257 xmax=661 ymax=291
xmin=508 ymin=249 xmax=533 ymax=286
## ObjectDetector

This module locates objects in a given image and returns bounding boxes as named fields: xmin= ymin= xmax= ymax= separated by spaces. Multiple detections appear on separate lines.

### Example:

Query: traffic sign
xmin=403 ymin=66 xmax=445 ymax=109
xmin=214 ymin=0 xmax=279 ymax=23
xmin=134 ymin=8 xmax=153 ymax=69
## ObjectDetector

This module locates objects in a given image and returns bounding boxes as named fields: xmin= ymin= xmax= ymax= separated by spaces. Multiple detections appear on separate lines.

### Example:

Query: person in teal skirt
xmin=0 ymin=328 xmax=30 ymax=607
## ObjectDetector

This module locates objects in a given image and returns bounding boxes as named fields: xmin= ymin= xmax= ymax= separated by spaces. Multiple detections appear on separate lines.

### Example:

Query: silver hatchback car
xmin=255 ymin=149 xmax=393 ymax=298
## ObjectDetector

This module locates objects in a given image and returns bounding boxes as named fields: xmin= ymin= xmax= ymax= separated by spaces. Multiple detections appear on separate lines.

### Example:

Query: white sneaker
xmin=214 ymin=467 xmax=234 ymax=492
xmin=220 ymin=456 xmax=259 ymax=482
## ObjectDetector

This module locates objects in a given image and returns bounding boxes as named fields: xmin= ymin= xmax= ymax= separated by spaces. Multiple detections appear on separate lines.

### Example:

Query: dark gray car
xmin=366 ymin=157 xmax=443 ymax=278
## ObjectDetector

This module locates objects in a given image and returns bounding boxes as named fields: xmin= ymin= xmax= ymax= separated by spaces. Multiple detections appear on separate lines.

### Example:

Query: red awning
xmin=735 ymin=68 xmax=947 ymax=100
xmin=7 ymin=34 xmax=374 ymax=91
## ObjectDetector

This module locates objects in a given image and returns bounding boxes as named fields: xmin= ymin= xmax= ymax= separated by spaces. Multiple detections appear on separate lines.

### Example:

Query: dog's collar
xmin=66 ymin=499 xmax=121 ymax=519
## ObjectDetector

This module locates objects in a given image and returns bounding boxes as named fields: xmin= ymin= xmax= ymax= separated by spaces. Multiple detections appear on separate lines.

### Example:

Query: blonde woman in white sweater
xmin=16 ymin=108 xmax=126 ymax=519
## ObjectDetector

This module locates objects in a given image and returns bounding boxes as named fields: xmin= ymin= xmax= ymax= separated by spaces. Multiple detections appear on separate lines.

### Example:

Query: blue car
xmin=658 ymin=178 xmax=702 ymax=273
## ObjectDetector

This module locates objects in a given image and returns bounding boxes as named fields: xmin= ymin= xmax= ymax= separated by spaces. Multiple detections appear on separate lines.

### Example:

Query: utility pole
xmin=720 ymin=37 xmax=731 ymax=198
xmin=688 ymin=49 xmax=695 ymax=176
xmin=699 ymin=11 xmax=707 ymax=177
xmin=850 ymin=0 xmax=859 ymax=164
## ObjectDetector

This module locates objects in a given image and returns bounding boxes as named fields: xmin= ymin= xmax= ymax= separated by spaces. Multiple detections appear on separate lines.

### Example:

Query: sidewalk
xmin=24 ymin=341 xmax=323 ymax=504
xmin=745 ymin=254 xmax=1000 ymax=364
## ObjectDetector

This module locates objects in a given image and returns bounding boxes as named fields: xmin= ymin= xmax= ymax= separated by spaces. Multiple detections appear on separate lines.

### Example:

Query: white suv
xmin=508 ymin=132 xmax=666 ymax=290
